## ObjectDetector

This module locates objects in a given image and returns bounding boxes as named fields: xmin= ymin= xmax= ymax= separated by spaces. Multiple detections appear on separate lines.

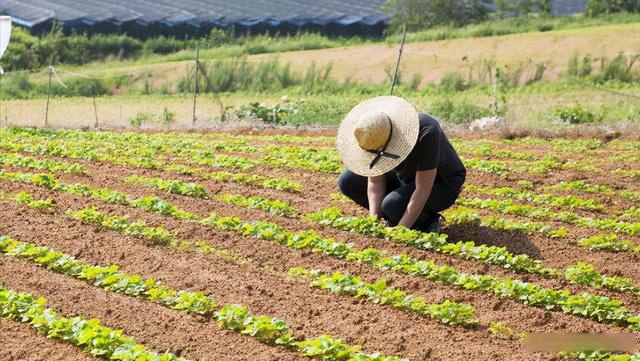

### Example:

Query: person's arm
xmin=397 ymin=168 xmax=437 ymax=228
xmin=367 ymin=175 xmax=386 ymax=218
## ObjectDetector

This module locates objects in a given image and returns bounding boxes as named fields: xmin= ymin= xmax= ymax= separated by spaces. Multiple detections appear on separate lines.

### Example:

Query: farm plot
xmin=0 ymin=127 xmax=639 ymax=361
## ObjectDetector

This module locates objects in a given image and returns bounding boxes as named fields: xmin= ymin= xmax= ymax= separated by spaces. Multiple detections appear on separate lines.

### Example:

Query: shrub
xmin=586 ymin=0 xmax=640 ymax=16
xmin=129 ymin=112 xmax=156 ymax=128
xmin=593 ymin=53 xmax=639 ymax=83
xmin=161 ymin=107 xmax=176 ymax=124
xmin=52 ymin=77 xmax=111 ymax=97
xmin=430 ymin=98 xmax=491 ymax=124
xmin=567 ymin=54 xmax=593 ymax=78
xmin=283 ymin=97 xmax=356 ymax=126
xmin=235 ymin=100 xmax=301 ymax=125
xmin=384 ymin=0 xmax=488 ymax=31
xmin=0 ymin=72 xmax=35 ymax=99
xmin=439 ymin=72 xmax=470 ymax=92
xmin=553 ymin=105 xmax=602 ymax=124
xmin=143 ymin=37 xmax=190 ymax=55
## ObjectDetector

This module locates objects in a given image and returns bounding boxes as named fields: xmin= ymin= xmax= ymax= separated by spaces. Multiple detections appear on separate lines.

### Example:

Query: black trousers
xmin=337 ymin=169 xmax=461 ymax=230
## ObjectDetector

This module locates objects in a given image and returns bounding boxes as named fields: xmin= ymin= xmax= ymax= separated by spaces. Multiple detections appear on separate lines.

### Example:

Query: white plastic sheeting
xmin=0 ymin=16 xmax=12 ymax=74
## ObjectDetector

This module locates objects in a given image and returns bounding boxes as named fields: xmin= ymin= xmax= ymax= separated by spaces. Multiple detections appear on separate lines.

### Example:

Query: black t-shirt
xmin=394 ymin=113 xmax=466 ymax=192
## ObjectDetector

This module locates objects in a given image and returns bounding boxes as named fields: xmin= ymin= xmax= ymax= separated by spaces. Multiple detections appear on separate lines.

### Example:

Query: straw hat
xmin=337 ymin=96 xmax=420 ymax=177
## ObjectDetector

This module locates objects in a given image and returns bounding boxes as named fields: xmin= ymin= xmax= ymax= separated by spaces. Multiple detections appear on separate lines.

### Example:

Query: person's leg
xmin=337 ymin=170 xmax=402 ymax=211
xmin=381 ymin=180 xmax=461 ymax=229
xmin=413 ymin=181 xmax=461 ymax=232
xmin=337 ymin=170 xmax=369 ymax=209
xmin=380 ymin=182 xmax=415 ymax=226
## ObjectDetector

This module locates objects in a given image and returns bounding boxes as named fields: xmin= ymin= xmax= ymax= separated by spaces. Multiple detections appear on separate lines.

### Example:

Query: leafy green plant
xmin=465 ymin=184 xmax=604 ymax=212
xmin=125 ymin=175 xmax=208 ymax=198
xmin=565 ymin=262 xmax=639 ymax=295
xmin=553 ymin=105 xmax=602 ymax=124
xmin=217 ymin=193 xmax=297 ymax=217
xmin=306 ymin=207 xmax=555 ymax=276
xmin=577 ymin=234 xmax=635 ymax=253
xmin=289 ymin=267 xmax=477 ymax=327
xmin=0 ymin=152 xmax=86 ymax=173
xmin=0 ymin=284 xmax=187 ymax=361
xmin=70 ymin=207 xmax=177 ymax=245
xmin=488 ymin=322 xmax=516 ymax=339
xmin=215 ymin=305 xmax=295 ymax=345
xmin=14 ymin=191 xmax=55 ymax=213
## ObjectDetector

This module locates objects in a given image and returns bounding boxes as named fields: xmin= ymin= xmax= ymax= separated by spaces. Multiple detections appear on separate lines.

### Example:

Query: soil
xmin=1 ymin=133 xmax=640 ymax=361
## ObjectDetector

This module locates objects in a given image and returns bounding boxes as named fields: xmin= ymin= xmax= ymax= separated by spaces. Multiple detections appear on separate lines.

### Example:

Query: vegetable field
xmin=0 ymin=127 xmax=639 ymax=361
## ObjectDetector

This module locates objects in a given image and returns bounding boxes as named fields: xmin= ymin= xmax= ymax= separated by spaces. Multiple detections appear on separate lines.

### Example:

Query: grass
xmin=2 ymin=81 xmax=638 ymax=132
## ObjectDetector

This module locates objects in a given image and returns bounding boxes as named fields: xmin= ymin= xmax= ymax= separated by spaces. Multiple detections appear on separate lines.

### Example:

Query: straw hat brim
xmin=337 ymin=96 xmax=420 ymax=177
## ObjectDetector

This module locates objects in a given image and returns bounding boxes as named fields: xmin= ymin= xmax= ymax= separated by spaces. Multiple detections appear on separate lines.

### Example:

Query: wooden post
xmin=192 ymin=43 xmax=200 ymax=127
xmin=390 ymin=24 xmax=407 ymax=96
xmin=45 ymin=64 xmax=53 ymax=128
xmin=93 ymin=96 xmax=99 ymax=128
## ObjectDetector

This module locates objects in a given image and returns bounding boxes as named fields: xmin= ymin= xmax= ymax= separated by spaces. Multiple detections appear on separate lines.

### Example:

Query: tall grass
xmin=177 ymin=57 xmax=381 ymax=95
xmin=387 ymin=12 xmax=640 ymax=43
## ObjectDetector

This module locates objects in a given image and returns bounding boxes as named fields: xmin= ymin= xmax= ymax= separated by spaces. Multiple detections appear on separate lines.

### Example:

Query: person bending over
xmin=336 ymin=96 xmax=466 ymax=233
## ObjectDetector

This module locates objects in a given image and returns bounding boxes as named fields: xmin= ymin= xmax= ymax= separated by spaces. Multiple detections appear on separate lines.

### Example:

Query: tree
xmin=586 ymin=0 xmax=640 ymax=16
xmin=384 ymin=0 xmax=488 ymax=32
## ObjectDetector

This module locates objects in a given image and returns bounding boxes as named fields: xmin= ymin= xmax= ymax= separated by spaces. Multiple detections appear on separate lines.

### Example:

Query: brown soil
xmin=0 ymin=318 xmax=95 ymax=361
xmin=2 ymin=133 xmax=640 ymax=360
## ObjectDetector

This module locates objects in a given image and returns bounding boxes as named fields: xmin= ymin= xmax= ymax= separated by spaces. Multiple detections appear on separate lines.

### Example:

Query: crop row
xmin=149 ymin=164 xmax=301 ymax=193
xmin=0 ymin=283 xmax=186 ymax=361
xmin=541 ymin=180 xmax=640 ymax=202
xmin=218 ymin=193 xmax=297 ymax=217
xmin=125 ymin=175 xmax=208 ymax=198
xmin=456 ymin=196 xmax=640 ymax=237
xmin=306 ymin=207 xmax=554 ymax=276
xmin=0 ymin=127 xmax=598 ymax=180
xmin=443 ymin=206 xmax=568 ymax=237
xmin=197 ymin=212 xmax=640 ymax=331
xmin=0 ymin=235 xmax=405 ymax=361
xmin=1 ymin=128 xmax=342 ymax=174
xmin=577 ymin=234 xmax=640 ymax=253
xmin=565 ymin=262 xmax=640 ymax=296
xmin=65 ymin=206 xmax=478 ymax=331
xmin=216 ymin=193 xmax=565 ymax=276
xmin=466 ymin=184 xmax=640 ymax=223
xmin=0 ymin=151 xmax=86 ymax=174
xmin=0 ymin=170 xmax=200 ymax=220
xmin=220 ymin=196 xmax=640 ymax=298
xmin=12 ymin=191 xmax=56 ymax=212
xmin=204 ymin=171 xmax=301 ymax=192
xmin=464 ymin=184 xmax=604 ymax=212
xmin=0 ymin=132 xmax=253 ymax=172
xmin=444 ymin=206 xmax=640 ymax=255
xmin=6 ymin=171 xmax=638 ymax=298
xmin=288 ymin=267 xmax=477 ymax=327
xmin=3 ymin=173 xmax=638 ymax=330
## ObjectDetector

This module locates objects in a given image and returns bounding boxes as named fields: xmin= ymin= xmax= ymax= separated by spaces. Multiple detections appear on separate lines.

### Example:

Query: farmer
xmin=336 ymin=96 xmax=466 ymax=233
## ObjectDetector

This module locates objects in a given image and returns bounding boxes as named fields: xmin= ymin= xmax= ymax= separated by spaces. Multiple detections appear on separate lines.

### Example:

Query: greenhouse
xmin=0 ymin=0 xmax=388 ymax=37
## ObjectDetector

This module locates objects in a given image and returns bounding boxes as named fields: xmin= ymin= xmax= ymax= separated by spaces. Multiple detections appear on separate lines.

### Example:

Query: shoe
xmin=415 ymin=213 xmax=443 ymax=234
